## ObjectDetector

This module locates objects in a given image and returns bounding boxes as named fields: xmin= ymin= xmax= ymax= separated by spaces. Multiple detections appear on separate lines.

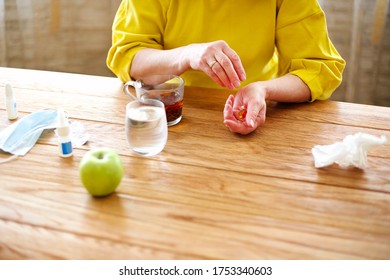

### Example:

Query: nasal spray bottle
xmin=5 ymin=84 xmax=18 ymax=120
xmin=56 ymin=108 xmax=73 ymax=157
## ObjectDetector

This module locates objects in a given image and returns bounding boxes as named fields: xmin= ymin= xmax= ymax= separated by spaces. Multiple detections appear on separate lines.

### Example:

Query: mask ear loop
xmin=0 ymin=154 xmax=19 ymax=164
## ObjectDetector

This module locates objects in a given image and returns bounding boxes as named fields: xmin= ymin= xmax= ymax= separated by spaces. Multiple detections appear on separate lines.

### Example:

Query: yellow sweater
xmin=107 ymin=0 xmax=345 ymax=101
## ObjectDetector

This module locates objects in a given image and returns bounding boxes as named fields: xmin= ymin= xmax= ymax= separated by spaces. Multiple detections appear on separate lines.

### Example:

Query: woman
xmin=107 ymin=0 xmax=345 ymax=134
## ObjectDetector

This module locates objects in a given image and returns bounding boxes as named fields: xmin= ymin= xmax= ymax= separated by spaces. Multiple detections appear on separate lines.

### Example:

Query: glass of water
xmin=125 ymin=99 xmax=168 ymax=156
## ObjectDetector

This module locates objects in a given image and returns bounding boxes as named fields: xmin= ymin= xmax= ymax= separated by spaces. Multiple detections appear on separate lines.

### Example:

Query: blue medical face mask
xmin=0 ymin=109 xmax=58 ymax=161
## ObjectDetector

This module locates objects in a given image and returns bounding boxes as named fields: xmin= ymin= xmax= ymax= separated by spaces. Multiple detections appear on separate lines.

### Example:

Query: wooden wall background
xmin=0 ymin=0 xmax=120 ymax=77
xmin=1 ymin=0 xmax=389 ymax=106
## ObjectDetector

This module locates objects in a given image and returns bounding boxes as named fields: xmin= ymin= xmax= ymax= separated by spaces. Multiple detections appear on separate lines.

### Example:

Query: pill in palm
xmin=235 ymin=108 xmax=247 ymax=120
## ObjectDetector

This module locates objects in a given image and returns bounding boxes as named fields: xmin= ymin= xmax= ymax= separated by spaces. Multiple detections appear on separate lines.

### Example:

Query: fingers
xmin=203 ymin=41 xmax=246 ymax=89
xmin=221 ymin=46 xmax=246 ymax=82
xmin=210 ymin=58 xmax=234 ymax=89
xmin=205 ymin=66 xmax=225 ymax=88
xmin=223 ymin=95 xmax=235 ymax=120
xmin=245 ymin=100 xmax=266 ymax=128
xmin=224 ymin=119 xmax=256 ymax=135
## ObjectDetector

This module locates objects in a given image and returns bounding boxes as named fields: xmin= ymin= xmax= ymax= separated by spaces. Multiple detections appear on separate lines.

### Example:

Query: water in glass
xmin=126 ymin=100 xmax=167 ymax=156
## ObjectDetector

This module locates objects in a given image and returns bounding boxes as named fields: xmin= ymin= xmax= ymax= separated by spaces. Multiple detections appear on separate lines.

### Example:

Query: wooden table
xmin=0 ymin=67 xmax=389 ymax=260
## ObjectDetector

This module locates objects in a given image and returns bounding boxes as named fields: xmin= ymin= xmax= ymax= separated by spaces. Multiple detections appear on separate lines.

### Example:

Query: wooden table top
xmin=1 ymin=67 xmax=389 ymax=260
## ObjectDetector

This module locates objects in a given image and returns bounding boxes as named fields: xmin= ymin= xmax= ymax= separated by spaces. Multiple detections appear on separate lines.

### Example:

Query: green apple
xmin=79 ymin=148 xmax=124 ymax=197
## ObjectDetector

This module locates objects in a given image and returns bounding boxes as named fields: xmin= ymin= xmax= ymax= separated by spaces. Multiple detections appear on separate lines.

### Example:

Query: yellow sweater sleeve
xmin=276 ymin=0 xmax=346 ymax=101
xmin=106 ymin=0 xmax=168 ymax=82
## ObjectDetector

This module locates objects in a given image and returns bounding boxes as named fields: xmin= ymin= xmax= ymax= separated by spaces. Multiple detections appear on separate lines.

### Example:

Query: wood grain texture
xmin=0 ymin=67 xmax=389 ymax=260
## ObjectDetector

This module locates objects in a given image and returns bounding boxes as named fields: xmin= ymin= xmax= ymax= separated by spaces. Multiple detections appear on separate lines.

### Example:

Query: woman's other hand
xmin=223 ymin=83 xmax=267 ymax=135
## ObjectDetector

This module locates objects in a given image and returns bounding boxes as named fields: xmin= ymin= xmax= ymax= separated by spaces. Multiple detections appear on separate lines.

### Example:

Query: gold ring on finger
xmin=208 ymin=60 xmax=217 ymax=68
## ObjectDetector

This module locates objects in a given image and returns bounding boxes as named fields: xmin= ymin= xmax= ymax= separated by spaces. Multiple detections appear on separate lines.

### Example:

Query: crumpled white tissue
xmin=312 ymin=132 xmax=387 ymax=169
xmin=69 ymin=121 xmax=90 ymax=148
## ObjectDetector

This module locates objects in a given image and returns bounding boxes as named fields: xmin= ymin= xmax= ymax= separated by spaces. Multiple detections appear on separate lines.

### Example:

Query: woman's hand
xmin=185 ymin=40 xmax=246 ymax=89
xmin=131 ymin=41 xmax=246 ymax=89
xmin=223 ymin=82 xmax=267 ymax=135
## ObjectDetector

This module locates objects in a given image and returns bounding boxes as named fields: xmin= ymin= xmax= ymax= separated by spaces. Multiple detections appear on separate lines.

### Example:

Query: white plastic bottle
xmin=5 ymin=84 xmax=18 ymax=120
xmin=56 ymin=108 xmax=73 ymax=157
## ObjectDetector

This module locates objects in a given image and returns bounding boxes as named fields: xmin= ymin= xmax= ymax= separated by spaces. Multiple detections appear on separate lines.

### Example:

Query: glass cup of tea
xmin=125 ymin=99 xmax=168 ymax=157
xmin=123 ymin=75 xmax=184 ymax=126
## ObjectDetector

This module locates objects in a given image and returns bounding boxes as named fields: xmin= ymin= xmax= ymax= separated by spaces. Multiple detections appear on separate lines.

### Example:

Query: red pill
xmin=235 ymin=108 xmax=247 ymax=120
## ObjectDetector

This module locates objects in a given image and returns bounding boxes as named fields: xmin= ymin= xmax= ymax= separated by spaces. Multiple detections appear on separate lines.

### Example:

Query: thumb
xmin=246 ymin=101 xmax=267 ymax=128
xmin=245 ymin=102 xmax=261 ymax=128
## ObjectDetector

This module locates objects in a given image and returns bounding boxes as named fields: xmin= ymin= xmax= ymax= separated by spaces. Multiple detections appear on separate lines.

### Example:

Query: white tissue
xmin=312 ymin=132 xmax=387 ymax=169
xmin=69 ymin=121 xmax=90 ymax=148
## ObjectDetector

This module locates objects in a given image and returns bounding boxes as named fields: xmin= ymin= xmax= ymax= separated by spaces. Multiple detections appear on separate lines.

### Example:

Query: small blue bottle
xmin=56 ymin=108 xmax=73 ymax=157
